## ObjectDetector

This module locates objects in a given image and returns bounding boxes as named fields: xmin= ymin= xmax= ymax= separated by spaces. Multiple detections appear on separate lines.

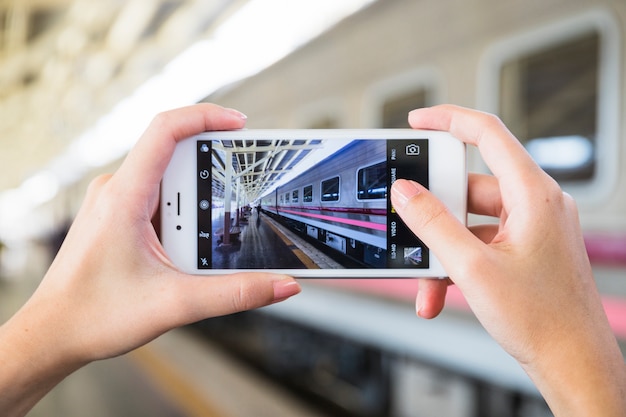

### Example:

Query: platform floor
xmin=25 ymin=328 xmax=328 ymax=417
xmin=211 ymin=210 xmax=344 ymax=270
xmin=0 ymin=280 xmax=554 ymax=417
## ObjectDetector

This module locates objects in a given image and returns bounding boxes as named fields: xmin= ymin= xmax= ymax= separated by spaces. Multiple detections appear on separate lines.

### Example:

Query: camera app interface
xmin=196 ymin=137 xmax=428 ymax=270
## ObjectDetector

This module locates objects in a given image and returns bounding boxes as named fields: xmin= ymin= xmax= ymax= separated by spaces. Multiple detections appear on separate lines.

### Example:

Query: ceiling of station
xmin=211 ymin=138 xmax=322 ymax=203
xmin=0 ymin=0 xmax=240 ymax=192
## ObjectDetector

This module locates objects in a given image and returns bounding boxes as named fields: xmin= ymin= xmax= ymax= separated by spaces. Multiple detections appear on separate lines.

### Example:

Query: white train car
xmin=206 ymin=0 xmax=626 ymax=248
xmin=261 ymin=139 xmax=388 ymax=267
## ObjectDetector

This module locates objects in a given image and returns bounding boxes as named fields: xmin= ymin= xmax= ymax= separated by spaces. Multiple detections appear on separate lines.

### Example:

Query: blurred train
xmin=260 ymin=139 xmax=388 ymax=268
xmin=194 ymin=1 xmax=626 ymax=416
xmin=207 ymin=0 xmax=626 ymax=245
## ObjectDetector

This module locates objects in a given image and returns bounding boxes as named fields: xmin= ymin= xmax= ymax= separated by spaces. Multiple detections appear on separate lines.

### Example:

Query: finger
xmin=468 ymin=173 xmax=502 ymax=217
xmin=168 ymin=273 xmax=301 ymax=326
xmin=391 ymin=179 xmax=483 ymax=278
xmin=469 ymin=224 xmax=500 ymax=244
xmin=408 ymin=105 xmax=543 ymax=186
xmin=416 ymin=278 xmax=450 ymax=319
xmin=116 ymin=104 xmax=247 ymax=195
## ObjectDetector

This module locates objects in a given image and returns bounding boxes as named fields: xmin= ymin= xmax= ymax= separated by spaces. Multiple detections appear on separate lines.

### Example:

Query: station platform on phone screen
xmin=210 ymin=209 xmax=345 ymax=270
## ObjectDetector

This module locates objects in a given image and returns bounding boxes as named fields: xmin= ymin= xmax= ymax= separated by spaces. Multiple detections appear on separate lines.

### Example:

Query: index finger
xmin=116 ymin=104 xmax=247 ymax=194
xmin=408 ymin=105 xmax=543 ymax=182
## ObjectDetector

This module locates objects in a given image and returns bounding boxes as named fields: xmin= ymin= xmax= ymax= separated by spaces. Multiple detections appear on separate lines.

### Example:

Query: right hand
xmin=390 ymin=104 xmax=626 ymax=416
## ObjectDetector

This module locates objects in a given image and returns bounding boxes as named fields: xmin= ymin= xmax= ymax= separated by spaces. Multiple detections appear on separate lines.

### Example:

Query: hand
xmin=390 ymin=105 xmax=626 ymax=416
xmin=0 ymin=104 xmax=301 ymax=416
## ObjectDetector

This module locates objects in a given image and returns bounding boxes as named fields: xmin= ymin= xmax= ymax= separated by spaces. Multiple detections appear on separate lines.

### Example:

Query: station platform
xmin=26 ymin=328 xmax=327 ymax=417
xmin=1 ymin=280 xmax=552 ymax=417
xmin=2 ymin=278 xmax=624 ymax=417
xmin=211 ymin=210 xmax=343 ymax=270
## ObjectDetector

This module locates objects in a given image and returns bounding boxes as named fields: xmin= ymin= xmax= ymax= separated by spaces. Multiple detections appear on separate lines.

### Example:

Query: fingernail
xmin=416 ymin=290 xmax=424 ymax=318
xmin=391 ymin=179 xmax=422 ymax=210
xmin=226 ymin=108 xmax=248 ymax=120
xmin=273 ymin=278 xmax=301 ymax=301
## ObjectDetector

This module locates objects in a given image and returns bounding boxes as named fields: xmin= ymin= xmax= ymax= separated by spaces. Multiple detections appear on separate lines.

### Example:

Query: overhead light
xmin=20 ymin=171 xmax=60 ymax=206
xmin=0 ymin=171 xmax=59 ymax=241
xmin=52 ymin=0 xmax=377 ymax=172
xmin=107 ymin=1 xmax=159 ymax=57
xmin=0 ymin=0 xmax=376 ymax=241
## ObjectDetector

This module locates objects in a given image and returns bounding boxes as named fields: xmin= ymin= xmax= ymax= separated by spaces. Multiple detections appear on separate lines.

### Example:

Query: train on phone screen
xmin=260 ymin=139 xmax=388 ymax=268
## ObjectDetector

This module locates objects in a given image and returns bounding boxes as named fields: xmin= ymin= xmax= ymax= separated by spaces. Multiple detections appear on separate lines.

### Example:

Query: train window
xmin=480 ymin=10 xmax=621 ymax=203
xmin=284 ymin=192 xmax=290 ymax=203
xmin=363 ymin=67 xmax=441 ymax=128
xmin=357 ymin=161 xmax=387 ymax=200
xmin=382 ymin=89 xmax=429 ymax=128
xmin=321 ymin=176 xmax=340 ymax=202
xmin=292 ymin=189 xmax=299 ymax=203
xmin=303 ymin=185 xmax=313 ymax=203
xmin=499 ymin=33 xmax=599 ymax=182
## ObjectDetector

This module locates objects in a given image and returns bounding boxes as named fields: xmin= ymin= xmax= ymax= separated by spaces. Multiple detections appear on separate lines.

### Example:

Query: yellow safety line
xmin=130 ymin=345 xmax=229 ymax=417
xmin=292 ymin=248 xmax=321 ymax=269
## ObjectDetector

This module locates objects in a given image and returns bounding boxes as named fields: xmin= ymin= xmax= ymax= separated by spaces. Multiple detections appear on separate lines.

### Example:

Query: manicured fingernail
xmin=226 ymin=108 xmax=248 ymax=120
xmin=416 ymin=290 xmax=424 ymax=317
xmin=391 ymin=179 xmax=422 ymax=210
xmin=273 ymin=278 xmax=301 ymax=301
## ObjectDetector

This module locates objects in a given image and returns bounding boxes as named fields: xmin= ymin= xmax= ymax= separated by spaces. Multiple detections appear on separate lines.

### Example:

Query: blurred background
xmin=1 ymin=0 xmax=625 ymax=416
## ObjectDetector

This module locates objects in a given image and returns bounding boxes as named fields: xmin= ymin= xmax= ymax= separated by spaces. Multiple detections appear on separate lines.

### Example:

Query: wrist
xmin=0 ymin=299 xmax=86 ymax=416
xmin=522 ymin=320 xmax=626 ymax=416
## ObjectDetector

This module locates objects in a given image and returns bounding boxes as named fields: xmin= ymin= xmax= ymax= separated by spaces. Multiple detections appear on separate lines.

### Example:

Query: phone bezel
xmin=160 ymin=129 xmax=467 ymax=278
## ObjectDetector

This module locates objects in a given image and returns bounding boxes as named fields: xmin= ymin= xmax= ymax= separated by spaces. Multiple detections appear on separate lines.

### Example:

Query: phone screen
xmin=195 ymin=138 xmax=429 ymax=271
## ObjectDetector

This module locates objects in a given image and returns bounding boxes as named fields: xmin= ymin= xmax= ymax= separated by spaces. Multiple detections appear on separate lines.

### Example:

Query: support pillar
xmin=223 ymin=152 xmax=233 ymax=246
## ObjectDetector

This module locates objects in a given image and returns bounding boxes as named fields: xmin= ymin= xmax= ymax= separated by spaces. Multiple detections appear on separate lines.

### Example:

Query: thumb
xmin=169 ymin=273 xmax=301 ymax=326
xmin=391 ymin=179 xmax=479 ymax=279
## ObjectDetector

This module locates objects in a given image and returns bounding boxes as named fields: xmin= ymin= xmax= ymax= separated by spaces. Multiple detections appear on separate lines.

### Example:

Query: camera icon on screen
xmin=405 ymin=143 xmax=420 ymax=156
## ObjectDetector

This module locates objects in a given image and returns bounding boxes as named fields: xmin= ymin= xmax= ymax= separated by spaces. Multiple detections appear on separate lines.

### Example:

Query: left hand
xmin=5 ymin=104 xmax=300 ymax=370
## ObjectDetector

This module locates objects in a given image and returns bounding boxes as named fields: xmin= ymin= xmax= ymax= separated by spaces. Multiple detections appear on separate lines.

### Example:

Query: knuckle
xmin=541 ymin=178 xmax=568 ymax=208
xmin=479 ymin=110 xmax=504 ymax=126
xmin=83 ymin=174 xmax=128 ymax=223
xmin=562 ymin=191 xmax=576 ymax=208
xmin=471 ymin=108 xmax=502 ymax=125
xmin=84 ymin=174 xmax=115 ymax=212
xmin=561 ymin=191 xmax=580 ymax=218
xmin=86 ymin=174 xmax=113 ymax=195
xmin=150 ymin=109 xmax=174 ymax=130
xmin=478 ymin=113 xmax=509 ymax=139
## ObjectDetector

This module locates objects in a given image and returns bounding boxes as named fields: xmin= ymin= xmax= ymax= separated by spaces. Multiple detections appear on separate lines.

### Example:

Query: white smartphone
xmin=160 ymin=129 xmax=466 ymax=278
